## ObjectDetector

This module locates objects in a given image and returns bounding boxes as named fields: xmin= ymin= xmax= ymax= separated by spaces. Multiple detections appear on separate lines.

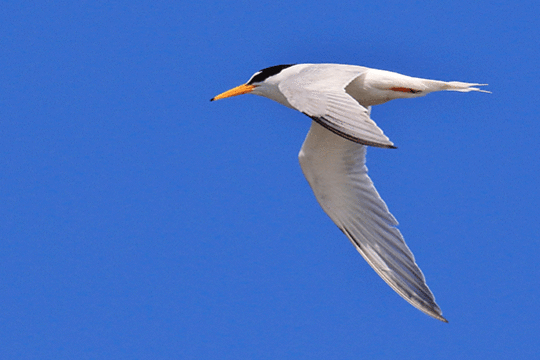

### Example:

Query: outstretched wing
xmin=279 ymin=64 xmax=395 ymax=148
xmin=298 ymin=121 xmax=447 ymax=322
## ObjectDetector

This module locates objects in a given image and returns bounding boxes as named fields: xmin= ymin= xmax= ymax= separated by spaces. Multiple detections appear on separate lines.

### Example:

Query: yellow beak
xmin=210 ymin=84 xmax=256 ymax=101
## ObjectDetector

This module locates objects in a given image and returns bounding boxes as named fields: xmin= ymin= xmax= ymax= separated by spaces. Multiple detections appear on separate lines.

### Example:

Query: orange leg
xmin=390 ymin=87 xmax=422 ymax=94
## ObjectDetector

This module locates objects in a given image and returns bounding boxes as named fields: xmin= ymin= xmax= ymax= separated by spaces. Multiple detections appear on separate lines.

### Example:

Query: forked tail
xmin=444 ymin=81 xmax=491 ymax=93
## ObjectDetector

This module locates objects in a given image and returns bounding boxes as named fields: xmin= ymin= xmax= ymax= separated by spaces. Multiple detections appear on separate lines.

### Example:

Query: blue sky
xmin=1 ymin=1 xmax=539 ymax=359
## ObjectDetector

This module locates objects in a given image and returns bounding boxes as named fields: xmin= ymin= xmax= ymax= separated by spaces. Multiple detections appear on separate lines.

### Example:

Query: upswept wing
xmin=298 ymin=121 xmax=447 ymax=322
xmin=279 ymin=64 xmax=395 ymax=148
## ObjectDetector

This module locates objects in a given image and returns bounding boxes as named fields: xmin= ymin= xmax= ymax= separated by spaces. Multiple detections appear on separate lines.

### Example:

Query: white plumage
xmin=211 ymin=63 xmax=489 ymax=322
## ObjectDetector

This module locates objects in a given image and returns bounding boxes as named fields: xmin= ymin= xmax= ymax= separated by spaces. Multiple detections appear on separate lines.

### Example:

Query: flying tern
xmin=211 ymin=63 xmax=489 ymax=322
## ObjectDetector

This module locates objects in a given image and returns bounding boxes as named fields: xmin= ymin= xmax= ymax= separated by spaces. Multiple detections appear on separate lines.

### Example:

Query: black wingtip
xmin=210 ymin=97 xmax=215 ymax=102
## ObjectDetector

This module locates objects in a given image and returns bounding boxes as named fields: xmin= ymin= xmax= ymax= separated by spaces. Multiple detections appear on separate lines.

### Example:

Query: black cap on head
xmin=246 ymin=64 xmax=296 ymax=85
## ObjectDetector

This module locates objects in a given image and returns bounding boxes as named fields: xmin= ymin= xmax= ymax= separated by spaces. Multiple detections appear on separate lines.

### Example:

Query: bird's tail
xmin=443 ymin=81 xmax=491 ymax=93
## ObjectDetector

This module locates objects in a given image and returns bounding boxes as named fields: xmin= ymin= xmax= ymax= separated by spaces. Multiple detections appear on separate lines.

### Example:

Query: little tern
xmin=211 ymin=63 xmax=489 ymax=322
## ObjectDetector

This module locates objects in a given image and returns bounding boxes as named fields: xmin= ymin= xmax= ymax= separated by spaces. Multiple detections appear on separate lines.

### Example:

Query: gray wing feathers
xmin=309 ymin=92 xmax=395 ymax=148
xmin=298 ymin=121 xmax=447 ymax=322
xmin=279 ymin=65 xmax=395 ymax=148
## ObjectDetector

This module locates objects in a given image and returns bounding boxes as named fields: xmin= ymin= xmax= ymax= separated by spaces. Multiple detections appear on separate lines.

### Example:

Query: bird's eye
xmin=246 ymin=71 xmax=262 ymax=85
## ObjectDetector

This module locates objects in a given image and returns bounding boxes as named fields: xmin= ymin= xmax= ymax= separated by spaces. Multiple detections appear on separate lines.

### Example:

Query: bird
xmin=211 ymin=63 xmax=489 ymax=322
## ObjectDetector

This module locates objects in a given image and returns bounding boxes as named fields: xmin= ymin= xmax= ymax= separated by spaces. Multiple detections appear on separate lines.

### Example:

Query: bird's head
xmin=210 ymin=64 xmax=295 ymax=102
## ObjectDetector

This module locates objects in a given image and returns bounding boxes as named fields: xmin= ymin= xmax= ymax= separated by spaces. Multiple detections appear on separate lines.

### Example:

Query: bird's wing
xmin=279 ymin=65 xmax=395 ymax=148
xmin=298 ymin=121 xmax=447 ymax=322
